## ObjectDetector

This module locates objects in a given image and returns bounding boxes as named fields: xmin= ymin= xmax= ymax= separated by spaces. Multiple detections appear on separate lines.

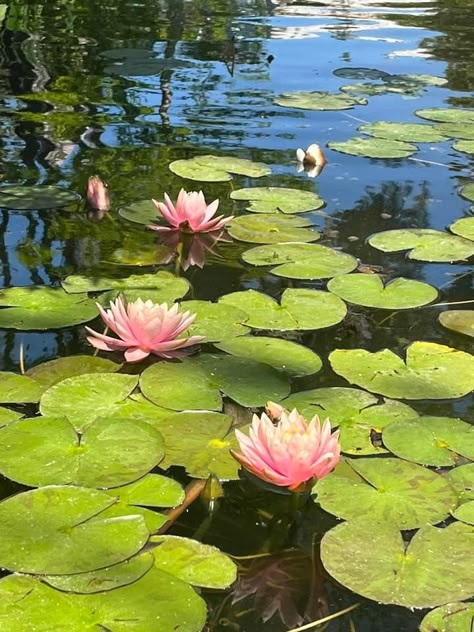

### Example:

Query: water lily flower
xmin=148 ymin=189 xmax=233 ymax=233
xmin=86 ymin=176 xmax=110 ymax=211
xmin=296 ymin=143 xmax=327 ymax=177
xmin=232 ymin=405 xmax=340 ymax=491
xmin=86 ymin=297 xmax=204 ymax=362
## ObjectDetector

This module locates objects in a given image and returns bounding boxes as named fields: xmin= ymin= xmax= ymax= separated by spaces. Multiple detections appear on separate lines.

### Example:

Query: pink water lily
xmin=148 ymin=189 xmax=233 ymax=233
xmin=232 ymin=404 xmax=340 ymax=491
xmin=86 ymin=297 xmax=204 ymax=362
xmin=86 ymin=176 xmax=110 ymax=211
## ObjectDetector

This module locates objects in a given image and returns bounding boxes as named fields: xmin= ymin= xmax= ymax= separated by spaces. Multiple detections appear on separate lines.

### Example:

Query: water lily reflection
xmin=296 ymin=143 xmax=327 ymax=178
xmin=156 ymin=229 xmax=232 ymax=271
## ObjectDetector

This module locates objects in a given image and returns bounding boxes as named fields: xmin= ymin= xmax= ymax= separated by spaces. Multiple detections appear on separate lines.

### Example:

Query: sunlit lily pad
xmin=453 ymin=501 xmax=474 ymax=526
xmin=106 ymin=473 xmax=184 ymax=509
xmin=358 ymin=121 xmax=446 ymax=143
xmin=459 ymin=183 xmax=474 ymax=203
xmin=230 ymin=187 xmax=325 ymax=214
xmin=420 ymin=602 xmax=474 ymax=632
xmin=181 ymin=300 xmax=249 ymax=342
xmin=101 ymin=47 xmax=193 ymax=76
xmin=215 ymin=336 xmax=322 ymax=377
xmin=169 ymin=155 xmax=270 ymax=182
xmin=389 ymin=73 xmax=448 ymax=87
xmin=328 ymin=274 xmax=437 ymax=309
xmin=113 ymin=393 xmax=172 ymax=422
xmin=26 ymin=355 xmax=121 ymax=390
xmin=0 ymin=486 xmax=149 ymax=574
xmin=321 ymin=519 xmax=474 ymax=608
xmin=0 ymin=287 xmax=97 ymax=329
xmin=314 ymin=457 xmax=457 ymax=528
xmin=368 ymin=229 xmax=474 ymax=262
xmin=242 ymin=243 xmax=358 ymax=279
xmin=450 ymin=217 xmax=474 ymax=241
xmin=0 ymin=185 xmax=80 ymax=210
xmin=0 ymin=407 xmax=23 ymax=428
xmin=416 ymin=108 xmax=474 ymax=124
xmin=0 ymin=372 xmax=42 ymax=404
xmin=228 ymin=214 xmax=319 ymax=243
xmin=435 ymin=123 xmax=474 ymax=139
xmin=383 ymin=416 xmax=474 ymax=466
xmin=446 ymin=463 xmax=474 ymax=504
xmin=274 ymin=91 xmax=366 ymax=110
xmin=340 ymin=83 xmax=413 ymax=97
xmin=439 ymin=311 xmax=474 ymax=338
xmin=118 ymin=199 xmax=157 ymax=225
xmin=453 ymin=140 xmax=474 ymax=155
xmin=333 ymin=67 xmax=390 ymax=80
xmin=328 ymin=137 xmax=417 ymax=159
xmin=218 ymin=289 xmax=346 ymax=331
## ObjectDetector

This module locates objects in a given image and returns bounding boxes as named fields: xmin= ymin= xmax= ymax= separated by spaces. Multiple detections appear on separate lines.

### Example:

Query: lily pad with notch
xmin=118 ymin=199 xmax=157 ymax=225
xmin=453 ymin=501 xmax=474 ymax=526
xmin=420 ymin=602 xmax=474 ymax=632
xmin=446 ymin=463 xmax=474 ymax=504
xmin=0 ymin=407 xmax=23 ymax=428
xmin=180 ymin=300 xmax=249 ymax=342
xmin=0 ymin=185 xmax=80 ymax=210
xmin=358 ymin=121 xmax=447 ymax=143
xmin=26 ymin=355 xmax=121 ymax=390
xmin=274 ymin=91 xmax=367 ymax=111
xmin=169 ymin=155 xmax=270 ymax=182
xmin=368 ymin=228 xmax=474 ymax=262
xmin=230 ymin=187 xmax=324 ymax=214
xmin=328 ymin=137 xmax=417 ymax=159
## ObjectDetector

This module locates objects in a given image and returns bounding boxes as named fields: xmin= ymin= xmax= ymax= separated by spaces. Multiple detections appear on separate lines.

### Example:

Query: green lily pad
xmin=113 ymin=393 xmax=172 ymax=422
xmin=459 ymin=183 xmax=474 ymax=203
xmin=439 ymin=311 xmax=474 ymax=338
xmin=0 ymin=372 xmax=42 ymax=404
xmin=321 ymin=519 xmax=474 ymax=608
xmin=334 ymin=67 xmax=390 ymax=80
xmin=0 ymin=287 xmax=97 ymax=329
xmin=26 ymin=355 xmax=121 ymax=390
xmin=389 ymin=73 xmax=448 ymax=87
xmin=328 ymin=137 xmax=417 ymax=159
xmin=228 ymin=214 xmax=319 ymax=243
xmin=450 ymin=217 xmax=474 ymax=241
xmin=229 ymin=187 xmax=325 ymax=214
xmin=40 ymin=373 xmax=139 ymax=432
xmin=0 ymin=486 xmax=149 ymax=574
xmin=453 ymin=140 xmax=474 ymax=155
xmin=106 ymin=473 xmax=184 ymax=509
xmin=105 ymin=244 xmax=173 ymax=267
xmin=314 ymin=457 xmax=457 ymax=529
xmin=218 ymin=289 xmax=346 ymax=331
xmin=118 ymin=199 xmax=157 ymax=225
xmin=274 ymin=91 xmax=366 ymax=110
xmin=0 ymin=407 xmax=23 ymax=427
xmin=420 ymin=602 xmax=474 ymax=632
xmin=140 ymin=354 xmax=290 ymax=411
xmin=181 ymin=300 xmax=249 ymax=342
xmin=0 ymin=415 xmax=164 ymax=488
xmin=383 ymin=416 xmax=474 ymax=466
xmin=453 ymin=501 xmax=474 ymax=526
xmin=358 ymin=121 xmax=447 ymax=143
xmin=416 ymin=108 xmax=474 ymax=124
xmin=328 ymin=274 xmax=438 ymax=309
xmin=435 ymin=123 xmax=474 ymax=139
xmin=0 ymin=185 xmax=80 ymax=210
xmin=446 ymin=463 xmax=474 ymax=504
xmin=329 ymin=341 xmax=474 ymax=399
xmin=242 ymin=243 xmax=358 ymax=279
xmin=101 ymin=47 xmax=194 ymax=76
xmin=368 ymin=229 xmax=474 ymax=262
xmin=340 ymin=83 xmax=414 ymax=97
xmin=169 ymin=155 xmax=270 ymax=182
xmin=215 ymin=336 xmax=322 ymax=377
xmin=151 ymin=536 xmax=237 ymax=589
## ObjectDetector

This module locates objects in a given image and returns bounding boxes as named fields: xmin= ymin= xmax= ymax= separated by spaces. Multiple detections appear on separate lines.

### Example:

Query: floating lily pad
xmin=389 ymin=73 xmax=448 ymax=87
xmin=242 ymin=243 xmax=358 ymax=279
xmin=0 ymin=486 xmax=149 ymax=574
xmin=229 ymin=187 xmax=325 ymax=214
xmin=215 ymin=336 xmax=322 ymax=377
xmin=181 ymin=300 xmax=249 ymax=342
xmin=330 ymin=341 xmax=474 ymax=399
xmin=118 ymin=199 xmax=157 ymax=225
xmin=321 ymin=519 xmax=474 ymax=608
xmin=0 ymin=407 xmax=23 ymax=427
xmin=435 ymin=123 xmax=474 ymax=139
xmin=328 ymin=274 xmax=437 ymax=309
xmin=26 ymin=355 xmax=121 ymax=390
xmin=446 ymin=463 xmax=474 ymax=504
xmin=106 ymin=473 xmax=184 ymax=509
xmin=420 ymin=602 xmax=474 ymax=632
xmin=218 ymin=289 xmax=346 ymax=331
xmin=340 ymin=83 xmax=413 ymax=97
xmin=333 ymin=67 xmax=390 ymax=80
xmin=113 ymin=393 xmax=172 ymax=422
xmin=368 ymin=229 xmax=474 ymax=262
xmin=228 ymin=214 xmax=319 ymax=243
xmin=450 ymin=217 xmax=474 ymax=241
xmin=383 ymin=416 xmax=474 ymax=466
xmin=416 ymin=108 xmax=474 ymax=124
xmin=0 ymin=415 xmax=164 ymax=488
xmin=169 ymin=155 xmax=270 ymax=182
xmin=328 ymin=137 xmax=417 ymax=159
xmin=453 ymin=501 xmax=474 ymax=526
xmin=40 ymin=373 xmax=139 ymax=432
xmin=358 ymin=121 xmax=446 ymax=143
xmin=453 ymin=140 xmax=474 ymax=155
xmin=274 ymin=91 xmax=366 ymax=111
xmin=439 ymin=311 xmax=474 ymax=338
xmin=101 ymin=47 xmax=193 ymax=76
xmin=0 ymin=372 xmax=42 ymax=404
xmin=459 ymin=183 xmax=474 ymax=203
xmin=314 ymin=457 xmax=457 ymax=528
xmin=0 ymin=185 xmax=80 ymax=210
xmin=0 ymin=287 xmax=97 ymax=329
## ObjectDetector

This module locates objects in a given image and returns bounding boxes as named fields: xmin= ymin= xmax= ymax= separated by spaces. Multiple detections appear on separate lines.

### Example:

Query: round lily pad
xmin=330 ymin=341 xmax=474 ymax=400
xmin=328 ymin=274 xmax=438 ymax=309
xmin=453 ymin=140 xmax=474 ymax=155
xmin=358 ymin=121 xmax=446 ymax=143
xmin=328 ymin=137 xmax=417 ymax=159
xmin=106 ymin=473 xmax=184 ymax=509
xmin=180 ymin=300 xmax=249 ymax=342
xmin=439 ymin=311 xmax=474 ymax=338
xmin=0 ymin=407 xmax=23 ymax=427
xmin=368 ymin=229 xmax=474 ymax=262
xmin=416 ymin=108 xmax=474 ymax=124
xmin=0 ymin=287 xmax=98 ymax=329
xmin=446 ymin=463 xmax=474 ymax=504
xmin=389 ymin=73 xmax=447 ymax=87
xmin=228 ymin=214 xmax=319 ymax=243
xmin=230 ymin=187 xmax=325 ymax=214
xmin=314 ymin=457 xmax=457 ymax=529
xmin=242 ymin=243 xmax=358 ymax=279
xmin=26 ymin=355 xmax=121 ymax=390
xmin=453 ymin=501 xmax=474 ymax=526
xmin=215 ymin=336 xmax=322 ymax=377
xmin=118 ymin=199 xmax=157 ymax=225
xmin=218 ymin=289 xmax=347 ymax=331
xmin=435 ymin=122 xmax=474 ymax=139
xmin=169 ymin=155 xmax=270 ymax=182
xmin=420 ymin=602 xmax=474 ymax=632
xmin=383 ymin=416 xmax=474 ymax=466
xmin=274 ymin=91 xmax=366 ymax=110
xmin=450 ymin=217 xmax=474 ymax=241
xmin=459 ymin=183 xmax=474 ymax=203
xmin=0 ymin=185 xmax=80 ymax=210
xmin=340 ymin=83 xmax=412 ymax=97
xmin=333 ymin=67 xmax=390 ymax=80
xmin=0 ymin=372 xmax=42 ymax=404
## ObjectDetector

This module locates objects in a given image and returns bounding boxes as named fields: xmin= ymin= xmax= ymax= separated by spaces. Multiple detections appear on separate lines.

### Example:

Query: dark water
xmin=0 ymin=0 xmax=473 ymax=630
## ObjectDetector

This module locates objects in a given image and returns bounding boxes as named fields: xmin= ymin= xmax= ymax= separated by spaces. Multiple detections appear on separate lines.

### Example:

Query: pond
xmin=0 ymin=0 xmax=473 ymax=630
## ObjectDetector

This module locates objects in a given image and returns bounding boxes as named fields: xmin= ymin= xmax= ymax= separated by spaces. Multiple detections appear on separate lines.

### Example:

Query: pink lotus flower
xmin=86 ymin=176 xmax=110 ymax=211
xmin=86 ymin=297 xmax=204 ymax=362
xmin=232 ymin=405 xmax=340 ymax=491
xmin=148 ymin=189 xmax=233 ymax=233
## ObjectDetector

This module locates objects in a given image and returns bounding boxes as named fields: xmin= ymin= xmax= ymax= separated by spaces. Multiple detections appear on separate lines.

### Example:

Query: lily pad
xmin=446 ymin=463 xmax=474 ymax=504
xmin=333 ymin=67 xmax=390 ymax=80
xmin=329 ymin=341 xmax=474 ymax=399
xmin=101 ymin=47 xmax=193 ymax=76
xmin=169 ymin=155 xmax=270 ymax=182
xmin=450 ymin=217 xmax=474 ymax=241
xmin=218 ymin=289 xmax=347 ymax=331
xmin=453 ymin=501 xmax=474 ymax=526
xmin=453 ymin=140 xmax=474 ymax=155
xmin=215 ymin=336 xmax=322 ymax=377
xmin=328 ymin=274 xmax=437 ymax=309
xmin=459 ymin=183 xmax=474 ymax=203
xmin=389 ymin=73 xmax=447 ymax=87
xmin=118 ymin=199 xmax=157 ymax=225
xmin=0 ymin=372 xmax=42 ymax=404
xmin=106 ymin=473 xmax=184 ymax=509
xmin=0 ymin=486 xmax=149 ymax=574
xmin=439 ymin=311 xmax=474 ymax=338
xmin=180 ymin=300 xmax=249 ymax=342
xmin=274 ymin=91 xmax=366 ymax=111
xmin=435 ymin=123 xmax=474 ymax=139
xmin=0 ymin=287 xmax=97 ymax=329
xmin=340 ymin=83 xmax=413 ymax=97
xmin=383 ymin=416 xmax=474 ymax=466
xmin=0 ymin=407 xmax=23 ymax=427
xmin=26 ymin=355 xmax=121 ymax=390
xmin=40 ymin=373 xmax=139 ymax=432
xmin=416 ymin=108 xmax=474 ymax=124
xmin=420 ymin=602 xmax=474 ymax=632
xmin=105 ymin=244 xmax=173 ymax=267
xmin=228 ymin=214 xmax=319 ymax=243
xmin=229 ymin=187 xmax=325 ymax=214
xmin=242 ymin=243 xmax=358 ymax=279
xmin=0 ymin=185 xmax=80 ymax=210
xmin=358 ymin=121 xmax=446 ymax=143
xmin=328 ymin=137 xmax=417 ymax=159
xmin=321 ymin=519 xmax=474 ymax=608
xmin=368 ymin=229 xmax=474 ymax=262
xmin=314 ymin=457 xmax=457 ymax=528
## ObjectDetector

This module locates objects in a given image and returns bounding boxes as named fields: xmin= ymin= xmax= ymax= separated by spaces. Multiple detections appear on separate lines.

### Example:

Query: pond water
xmin=0 ymin=0 xmax=473 ymax=630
